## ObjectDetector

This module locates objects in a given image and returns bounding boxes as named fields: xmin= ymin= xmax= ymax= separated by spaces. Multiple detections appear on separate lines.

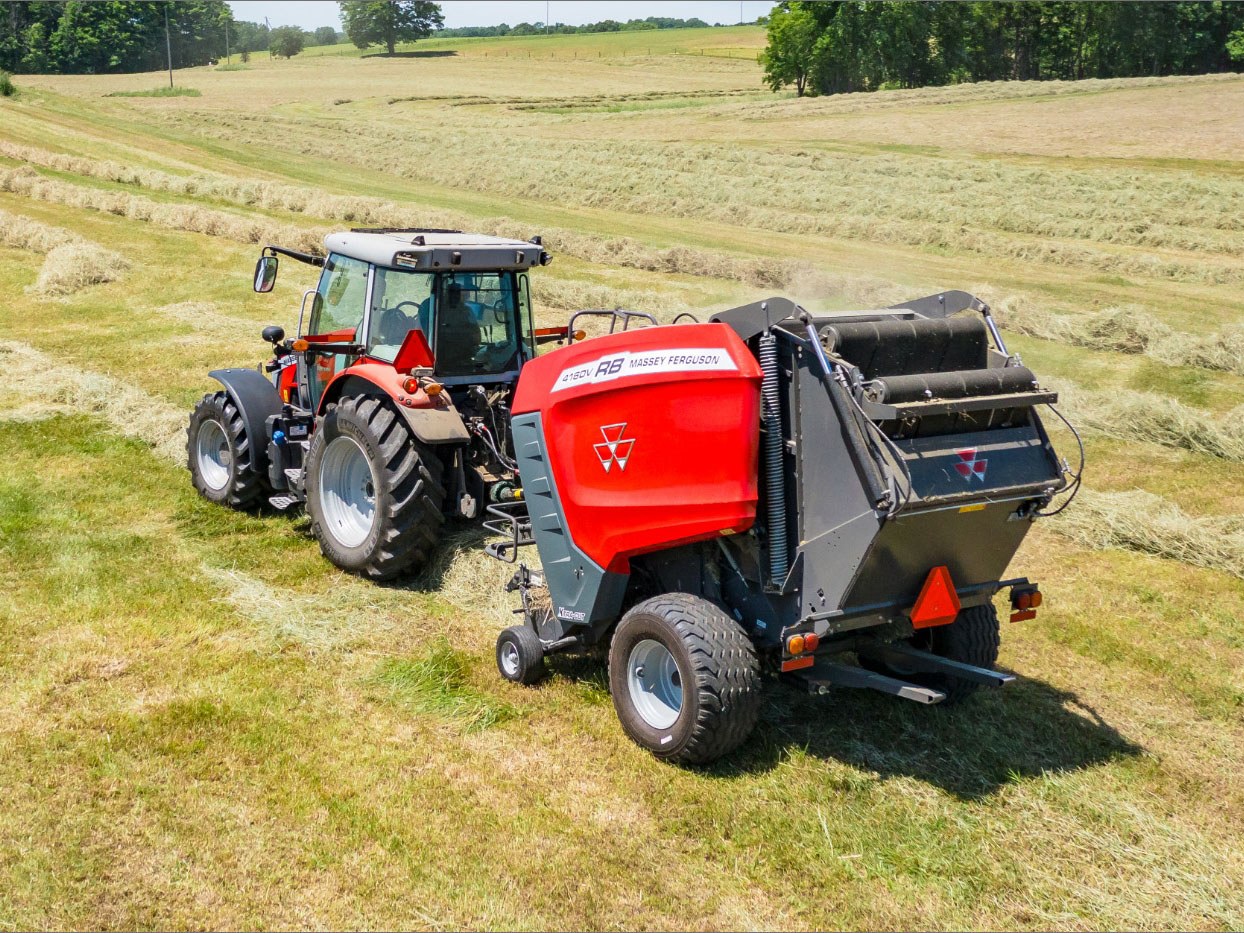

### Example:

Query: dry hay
xmin=0 ymin=166 xmax=327 ymax=254
xmin=1054 ymin=381 xmax=1244 ymax=462
xmin=409 ymin=528 xmax=518 ymax=630
xmin=154 ymin=104 xmax=1244 ymax=284
xmin=984 ymin=287 xmax=1244 ymax=377
xmin=28 ymin=241 xmax=129 ymax=297
xmin=0 ymin=204 xmax=82 ymax=253
xmin=1052 ymin=488 xmax=1244 ymax=580
xmin=0 ymin=340 xmax=184 ymax=462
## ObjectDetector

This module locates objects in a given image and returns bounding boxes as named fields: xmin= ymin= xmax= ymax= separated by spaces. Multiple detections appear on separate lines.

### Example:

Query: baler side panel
xmin=511 ymin=412 xmax=627 ymax=636
xmin=789 ymin=351 xmax=883 ymax=611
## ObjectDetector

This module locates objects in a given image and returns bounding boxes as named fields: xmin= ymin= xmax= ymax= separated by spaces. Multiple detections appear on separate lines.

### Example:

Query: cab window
xmin=368 ymin=267 xmax=435 ymax=363
xmin=436 ymin=272 xmax=521 ymax=377
xmin=310 ymin=253 xmax=369 ymax=338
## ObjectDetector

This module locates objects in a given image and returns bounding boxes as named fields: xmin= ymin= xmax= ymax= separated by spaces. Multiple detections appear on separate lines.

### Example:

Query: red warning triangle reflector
xmin=910 ymin=565 xmax=961 ymax=629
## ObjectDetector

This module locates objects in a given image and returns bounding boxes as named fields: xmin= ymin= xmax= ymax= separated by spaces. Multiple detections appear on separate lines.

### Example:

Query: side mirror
xmin=262 ymin=325 xmax=285 ymax=345
xmin=253 ymin=255 xmax=278 ymax=293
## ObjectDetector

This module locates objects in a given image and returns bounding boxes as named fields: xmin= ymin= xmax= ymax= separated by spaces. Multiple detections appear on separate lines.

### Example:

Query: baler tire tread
xmin=610 ymin=594 xmax=761 ymax=766
xmin=306 ymin=395 xmax=446 ymax=581
xmin=187 ymin=391 xmax=267 ymax=510
xmin=929 ymin=603 xmax=1001 ymax=704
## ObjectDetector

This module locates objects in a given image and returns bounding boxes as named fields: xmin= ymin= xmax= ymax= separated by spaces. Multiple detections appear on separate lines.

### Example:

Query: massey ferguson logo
xmin=954 ymin=448 xmax=988 ymax=483
xmin=594 ymin=423 xmax=634 ymax=473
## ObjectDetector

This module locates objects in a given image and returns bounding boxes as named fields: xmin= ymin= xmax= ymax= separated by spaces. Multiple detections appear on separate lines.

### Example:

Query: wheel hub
xmin=195 ymin=418 xmax=231 ymax=491
xmin=319 ymin=435 xmax=378 ymax=548
xmin=627 ymin=638 xmax=683 ymax=730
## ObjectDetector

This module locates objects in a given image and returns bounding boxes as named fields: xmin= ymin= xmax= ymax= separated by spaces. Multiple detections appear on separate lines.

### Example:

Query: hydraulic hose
xmin=759 ymin=332 xmax=789 ymax=588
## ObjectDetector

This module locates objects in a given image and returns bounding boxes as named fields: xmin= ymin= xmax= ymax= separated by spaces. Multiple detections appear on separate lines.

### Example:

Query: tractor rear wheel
xmin=608 ymin=593 xmax=761 ymax=766
xmin=187 ymin=391 xmax=267 ymax=509
xmin=865 ymin=603 xmax=1001 ymax=704
xmin=306 ymin=395 xmax=445 ymax=580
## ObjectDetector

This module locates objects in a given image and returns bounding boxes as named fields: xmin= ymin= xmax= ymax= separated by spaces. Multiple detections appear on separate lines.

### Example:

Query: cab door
xmin=304 ymin=253 xmax=371 ymax=410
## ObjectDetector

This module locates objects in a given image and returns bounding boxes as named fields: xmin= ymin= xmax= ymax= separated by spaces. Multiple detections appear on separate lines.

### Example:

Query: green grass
xmin=104 ymin=86 xmax=201 ymax=98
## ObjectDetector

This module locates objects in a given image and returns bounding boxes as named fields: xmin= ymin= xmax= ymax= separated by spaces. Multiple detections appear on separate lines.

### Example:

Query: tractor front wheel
xmin=306 ymin=395 xmax=445 ymax=580
xmin=608 ymin=593 xmax=761 ymax=766
xmin=187 ymin=391 xmax=267 ymax=509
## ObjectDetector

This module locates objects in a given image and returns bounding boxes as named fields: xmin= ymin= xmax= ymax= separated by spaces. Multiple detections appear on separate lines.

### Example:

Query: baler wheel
xmin=865 ymin=603 xmax=1001 ymax=704
xmin=496 ymin=625 xmax=546 ymax=685
xmin=306 ymin=395 xmax=445 ymax=580
xmin=608 ymin=594 xmax=761 ymax=766
xmin=187 ymin=391 xmax=267 ymax=509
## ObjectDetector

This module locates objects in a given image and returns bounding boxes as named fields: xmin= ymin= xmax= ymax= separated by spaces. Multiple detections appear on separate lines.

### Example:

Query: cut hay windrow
xmin=0 ymin=206 xmax=129 ymax=296
xmin=984 ymin=288 xmax=1244 ymax=376
xmin=1053 ymin=380 xmax=1244 ymax=462
xmin=1051 ymin=488 xmax=1244 ymax=580
xmin=150 ymin=106 xmax=1244 ymax=283
xmin=0 ymin=205 xmax=82 ymax=253
xmin=29 ymin=241 xmax=129 ymax=297
xmin=0 ymin=166 xmax=327 ymax=253
xmin=0 ymin=340 xmax=184 ymax=462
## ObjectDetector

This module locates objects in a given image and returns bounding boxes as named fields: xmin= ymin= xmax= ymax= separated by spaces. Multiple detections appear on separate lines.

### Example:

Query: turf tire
xmin=608 ymin=593 xmax=761 ymax=766
xmin=187 ymin=390 xmax=267 ymax=509
xmin=306 ymin=394 xmax=445 ymax=580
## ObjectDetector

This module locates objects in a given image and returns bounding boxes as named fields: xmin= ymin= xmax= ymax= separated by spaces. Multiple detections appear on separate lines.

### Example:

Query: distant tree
xmin=1230 ymin=26 xmax=1244 ymax=60
xmin=313 ymin=25 xmax=340 ymax=46
xmin=339 ymin=1 xmax=443 ymax=55
xmin=761 ymin=5 xmax=820 ymax=96
xmin=269 ymin=25 xmax=305 ymax=58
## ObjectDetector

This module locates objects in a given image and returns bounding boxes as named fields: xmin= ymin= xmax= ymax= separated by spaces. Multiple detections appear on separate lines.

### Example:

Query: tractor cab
xmin=277 ymin=229 xmax=547 ymax=409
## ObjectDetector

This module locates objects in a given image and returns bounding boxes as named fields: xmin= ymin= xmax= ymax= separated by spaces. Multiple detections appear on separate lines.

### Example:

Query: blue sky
xmin=228 ymin=2 xmax=774 ymax=30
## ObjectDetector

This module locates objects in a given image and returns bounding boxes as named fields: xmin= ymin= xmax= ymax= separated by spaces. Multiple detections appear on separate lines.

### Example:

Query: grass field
xmin=1 ymin=26 xmax=1242 ymax=930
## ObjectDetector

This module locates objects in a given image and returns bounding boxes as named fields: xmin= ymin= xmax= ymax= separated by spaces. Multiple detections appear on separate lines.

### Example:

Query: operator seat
xmin=437 ymin=285 xmax=481 ymax=373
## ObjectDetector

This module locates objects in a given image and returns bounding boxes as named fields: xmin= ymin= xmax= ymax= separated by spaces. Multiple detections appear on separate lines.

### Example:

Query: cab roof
xmin=323 ymin=229 xmax=550 ymax=272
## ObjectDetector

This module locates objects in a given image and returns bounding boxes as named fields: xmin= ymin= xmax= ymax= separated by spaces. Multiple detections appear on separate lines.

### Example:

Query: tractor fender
xmin=320 ymin=366 xmax=470 ymax=445
xmin=208 ymin=368 xmax=282 ymax=477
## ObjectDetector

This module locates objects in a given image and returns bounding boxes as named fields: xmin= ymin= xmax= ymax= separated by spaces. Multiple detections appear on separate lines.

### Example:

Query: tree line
xmin=0 ymin=1 xmax=445 ymax=74
xmin=763 ymin=1 xmax=1244 ymax=97
xmin=438 ymin=17 xmax=713 ymax=39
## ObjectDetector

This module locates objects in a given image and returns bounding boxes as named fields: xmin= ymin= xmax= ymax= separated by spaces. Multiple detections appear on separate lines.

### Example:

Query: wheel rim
xmin=195 ymin=418 xmax=231 ymax=491
xmin=319 ymin=435 xmax=377 ymax=548
xmin=500 ymin=640 xmax=520 ymax=678
xmin=627 ymin=638 xmax=682 ymax=730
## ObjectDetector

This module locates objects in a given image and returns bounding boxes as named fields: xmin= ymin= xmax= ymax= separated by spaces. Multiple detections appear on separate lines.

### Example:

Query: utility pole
xmin=545 ymin=2 xmax=549 ymax=36
xmin=225 ymin=18 xmax=231 ymax=64
xmin=164 ymin=3 xmax=174 ymax=88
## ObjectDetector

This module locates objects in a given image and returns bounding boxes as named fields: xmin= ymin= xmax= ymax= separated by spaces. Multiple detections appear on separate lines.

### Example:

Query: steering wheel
xmin=379 ymin=301 xmax=426 ymax=344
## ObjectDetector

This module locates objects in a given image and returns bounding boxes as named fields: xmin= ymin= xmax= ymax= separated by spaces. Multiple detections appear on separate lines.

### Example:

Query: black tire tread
xmin=928 ymin=603 xmax=1000 ymax=704
xmin=497 ymin=625 xmax=546 ymax=686
xmin=613 ymin=594 xmax=761 ymax=765
xmin=308 ymin=395 xmax=446 ymax=580
xmin=187 ymin=391 xmax=266 ymax=510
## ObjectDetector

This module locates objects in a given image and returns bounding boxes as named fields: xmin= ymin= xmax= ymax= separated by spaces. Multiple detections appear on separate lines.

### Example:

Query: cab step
xmin=268 ymin=494 xmax=300 ymax=511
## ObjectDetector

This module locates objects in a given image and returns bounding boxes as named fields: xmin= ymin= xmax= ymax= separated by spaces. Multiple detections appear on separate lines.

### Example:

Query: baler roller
xmin=866 ymin=366 xmax=1039 ymax=404
xmin=819 ymin=316 xmax=988 ymax=379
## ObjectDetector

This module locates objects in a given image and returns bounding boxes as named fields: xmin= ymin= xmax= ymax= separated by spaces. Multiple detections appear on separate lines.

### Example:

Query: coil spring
xmin=759 ymin=333 xmax=788 ymax=586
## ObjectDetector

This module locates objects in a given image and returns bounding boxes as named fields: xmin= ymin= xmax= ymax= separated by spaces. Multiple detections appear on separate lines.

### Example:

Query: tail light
xmin=1010 ymin=584 xmax=1042 ymax=622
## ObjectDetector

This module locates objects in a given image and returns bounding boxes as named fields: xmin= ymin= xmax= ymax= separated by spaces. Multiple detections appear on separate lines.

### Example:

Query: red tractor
xmin=188 ymin=228 xmax=559 ymax=579
xmin=191 ymin=230 xmax=1079 ymax=764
